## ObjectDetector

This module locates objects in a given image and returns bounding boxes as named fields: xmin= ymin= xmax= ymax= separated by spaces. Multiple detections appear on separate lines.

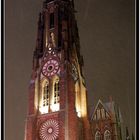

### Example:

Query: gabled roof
xmin=90 ymin=99 xmax=124 ymax=124
xmin=104 ymin=101 xmax=115 ymax=114
xmin=90 ymin=99 xmax=112 ymax=121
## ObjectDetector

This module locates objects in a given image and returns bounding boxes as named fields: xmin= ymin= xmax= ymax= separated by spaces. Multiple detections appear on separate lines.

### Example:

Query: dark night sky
xmin=5 ymin=0 xmax=135 ymax=139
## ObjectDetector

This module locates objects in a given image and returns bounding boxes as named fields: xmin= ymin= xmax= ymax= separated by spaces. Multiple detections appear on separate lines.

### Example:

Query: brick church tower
xmin=24 ymin=0 xmax=91 ymax=139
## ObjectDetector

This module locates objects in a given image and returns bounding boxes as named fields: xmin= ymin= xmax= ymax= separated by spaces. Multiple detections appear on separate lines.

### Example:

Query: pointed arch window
xmin=54 ymin=79 xmax=60 ymax=104
xmin=97 ymin=109 xmax=101 ymax=120
xmin=95 ymin=131 xmax=101 ymax=140
xmin=104 ymin=130 xmax=111 ymax=140
xmin=101 ymin=108 xmax=105 ymax=119
xmin=43 ymin=81 xmax=49 ymax=107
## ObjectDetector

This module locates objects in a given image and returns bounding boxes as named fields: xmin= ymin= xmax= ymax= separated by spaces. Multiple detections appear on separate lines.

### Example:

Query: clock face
xmin=39 ymin=119 xmax=59 ymax=140
xmin=71 ymin=63 xmax=79 ymax=82
xmin=42 ymin=59 xmax=60 ymax=77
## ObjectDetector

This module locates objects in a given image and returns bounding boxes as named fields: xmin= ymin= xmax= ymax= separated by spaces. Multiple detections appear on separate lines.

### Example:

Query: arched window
xmin=97 ymin=109 xmax=101 ymax=120
xmin=40 ymin=80 xmax=50 ymax=114
xmin=101 ymin=108 xmax=105 ymax=119
xmin=43 ymin=81 xmax=49 ymax=107
xmin=95 ymin=131 xmax=101 ymax=140
xmin=104 ymin=130 xmax=111 ymax=140
xmin=54 ymin=79 xmax=60 ymax=104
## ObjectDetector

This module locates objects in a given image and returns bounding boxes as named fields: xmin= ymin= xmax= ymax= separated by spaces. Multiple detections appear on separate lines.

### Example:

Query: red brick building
xmin=90 ymin=99 xmax=125 ymax=140
xmin=24 ymin=0 xmax=91 ymax=139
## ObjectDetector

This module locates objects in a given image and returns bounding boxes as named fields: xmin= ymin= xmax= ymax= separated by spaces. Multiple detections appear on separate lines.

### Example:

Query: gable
xmin=93 ymin=104 xmax=111 ymax=120
xmin=91 ymin=100 xmax=111 ymax=121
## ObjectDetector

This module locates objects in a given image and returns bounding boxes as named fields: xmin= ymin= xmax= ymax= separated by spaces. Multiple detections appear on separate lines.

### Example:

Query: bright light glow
xmin=34 ymin=79 xmax=38 ymax=111
xmin=77 ymin=111 xmax=81 ymax=118
xmin=51 ymin=103 xmax=60 ymax=112
xmin=39 ymin=106 xmax=49 ymax=114
xmin=49 ymin=47 xmax=52 ymax=50
xmin=45 ymin=36 xmax=48 ymax=47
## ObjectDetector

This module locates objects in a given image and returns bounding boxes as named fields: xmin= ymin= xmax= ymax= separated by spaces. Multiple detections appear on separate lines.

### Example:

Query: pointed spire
xmin=118 ymin=107 xmax=123 ymax=123
xmin=109 ymin=96 xmax=114 ymax=119
xmin=109 ymin=96 xmax=113 ymax=109
xmin=126 ymin=127 xmax=130 ymax=140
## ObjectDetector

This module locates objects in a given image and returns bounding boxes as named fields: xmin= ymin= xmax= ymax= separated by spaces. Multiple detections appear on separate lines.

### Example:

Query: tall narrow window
xmin=50 ymin=13 xmax=54 ymax=29
xmin=97 ymin=109 xmax=101 ymax=120
xmin=43 ymin=82 xmax=49 ymax=107
xmin=104 ymin=130 xmax=111 ymax=140
xmin=40 ymin=81 xmax=50 ymax=114
xmin=54 ymin=79 xmax=60 ymax=104
xmin=95 ymin=131 xmax=101 ymax=140
xmin=94 ymin=114 xmax=97 ymax=120
xmin=101 ymin=108 xmax=105 ymax=119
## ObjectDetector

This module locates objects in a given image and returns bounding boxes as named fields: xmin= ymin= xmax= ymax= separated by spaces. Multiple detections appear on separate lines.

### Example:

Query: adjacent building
xmin=90 ymin=99 xmax=125 ymax=140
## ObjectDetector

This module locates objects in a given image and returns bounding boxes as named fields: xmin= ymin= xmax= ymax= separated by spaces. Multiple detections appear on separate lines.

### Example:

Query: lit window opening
xmin=43 ymin=83 xmax=49 ymax=107
xmin=51 ymin=78 xmax=60 ymax=112
xmin=95 ymin=131 xmax=101 ymax=140
xmin=101 ymin=108 xmax=105 ymax=119
xmin=104 ymin=130 xmax=111 ymax=140
xmin=40 ymin=81 xmax=50 ymax=114
xmin=54 ymin=79 xmax=60 ymax=104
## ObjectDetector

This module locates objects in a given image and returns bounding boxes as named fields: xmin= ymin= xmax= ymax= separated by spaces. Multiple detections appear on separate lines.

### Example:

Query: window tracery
xmin=95 ymin=131 xmax=101 ymax=140
xmin=104 ymin=130 xmax=111 ymax=140
xmin=54 ymin=79 xmax=60 ymax=104
xmin=39 ymin=80 xmax=50 ymax=114
xmin=43 ymin=81 xmax=49 ymax=107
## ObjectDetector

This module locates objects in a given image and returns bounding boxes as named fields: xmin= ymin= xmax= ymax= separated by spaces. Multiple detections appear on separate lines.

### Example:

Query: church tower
xmin=24 ymin=0 xmax=91 ymax=140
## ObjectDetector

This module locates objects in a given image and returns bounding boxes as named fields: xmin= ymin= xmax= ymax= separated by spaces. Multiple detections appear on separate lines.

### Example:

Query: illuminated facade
xmin=24 ymin=0 xmax=91 ymax=139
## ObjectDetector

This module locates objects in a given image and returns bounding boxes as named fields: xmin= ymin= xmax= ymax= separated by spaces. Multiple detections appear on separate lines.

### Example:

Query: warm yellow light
xmin=77 ymin=111 xmax=81 ymax=118
xmin=39 ymin=106 xmax=49 ymax=114
xmin=50 ymin=103 xmax=60 ymax=112
xmin=45 ymin=36 xmax=48 ymax=47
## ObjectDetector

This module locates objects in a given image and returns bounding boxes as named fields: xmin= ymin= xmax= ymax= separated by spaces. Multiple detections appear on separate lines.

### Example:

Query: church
xmin=90 ymin=99 xmax=125 ymax=140
xmin=24 ymin=0 xmax=129 ymax=139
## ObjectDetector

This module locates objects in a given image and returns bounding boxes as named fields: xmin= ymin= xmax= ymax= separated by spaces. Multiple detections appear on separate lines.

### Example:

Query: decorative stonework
xmin=42 ymin=58 xmax=60 ymax=77
xmin=39 ymin=119 xmax=59 ymax=140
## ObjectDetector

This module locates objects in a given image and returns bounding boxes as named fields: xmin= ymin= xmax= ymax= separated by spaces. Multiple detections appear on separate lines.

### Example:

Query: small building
xmin=90 ymin=99 xmax=125 ymax=140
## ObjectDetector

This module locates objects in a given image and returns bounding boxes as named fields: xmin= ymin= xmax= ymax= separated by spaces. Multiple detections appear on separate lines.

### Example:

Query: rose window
xmin=39 ymin=119 xmax=59 ymax=140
